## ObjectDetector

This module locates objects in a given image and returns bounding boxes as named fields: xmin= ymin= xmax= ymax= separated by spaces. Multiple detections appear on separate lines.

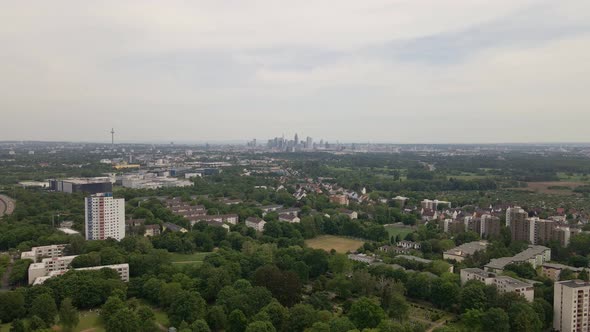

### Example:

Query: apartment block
xmin=460 ymin=268 xmax=534 ymax=302
xmin=85 ymin=193 xmax=125 ymax=241
xmin=20 ymin=244 xmax=67 ymax=262
xmin=485 ymin=245 xmax=551 ymax=273
xmin=554 ymin=280 xmax=590 ymax=332
xmin=28 ymin=255 xmax=77 ymax=284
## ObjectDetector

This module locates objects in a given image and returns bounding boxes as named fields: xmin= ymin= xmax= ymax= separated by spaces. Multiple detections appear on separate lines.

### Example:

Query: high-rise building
xmin=85 ymin=193 xmax=125 ymax=241
xmin=554 ymin=280 xmax=590 ymax=331
xmin=506 ymin=206 xmax=527 ymax=227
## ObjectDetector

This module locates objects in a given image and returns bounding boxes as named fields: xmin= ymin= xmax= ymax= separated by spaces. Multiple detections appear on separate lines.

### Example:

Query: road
xmin=0 ymin=194 xmax=15 ymax=218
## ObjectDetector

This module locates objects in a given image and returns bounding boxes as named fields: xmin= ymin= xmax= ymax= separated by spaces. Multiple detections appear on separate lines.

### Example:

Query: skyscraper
xmin=294 ymin=133 xmax=299 ymax=145
xmin=85 ymin=193 xmax=125 ymax=241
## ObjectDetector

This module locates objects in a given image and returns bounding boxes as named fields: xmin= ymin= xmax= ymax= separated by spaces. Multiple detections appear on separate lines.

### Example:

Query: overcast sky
xmin=1 ymin=1 xmax=589 ymax=143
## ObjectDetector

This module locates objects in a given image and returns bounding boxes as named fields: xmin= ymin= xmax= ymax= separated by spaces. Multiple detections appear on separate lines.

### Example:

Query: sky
xmin=1 ymin=1 xmax=590 ymax=144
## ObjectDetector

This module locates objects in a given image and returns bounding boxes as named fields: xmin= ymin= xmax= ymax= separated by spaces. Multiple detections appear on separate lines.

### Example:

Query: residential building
xmin=460 ymin=268 xmax=534 ymax=302
xmin=85 ymin=193 xmax=125 ymax=241
xmin=443 ymin=241 xmax=489 ymax=263
xmin=480 ymin=214 xmax=501 ymax=238
xmin=32 ymin=263 xmax=130 ymax=285
xmin=397 ymin=241 xmax=421 ymax=250
xmin=339 ymin=209 xmax=358 ymax=220
xmin=421 ymin=199 xmax=451 ymax=210
xmin=163 ymin=222 xmax=187 ymax=233
xmin=28 ymin=255 xmax=77 ymax=284
xmin=348 ymin=253 xmax=376 ymax=264
xmin=506 ymin=206 xmax=527 ymax=228
xmin=245 ymin=217 xmax=266 ymax=232
xmin=393 ymin=196 xmax=409 ymax=208
xmin=144 ymin=224 xmax=161 ymax=237
xmin=279 ymin=214 xmax=300 ymax=223
xmin=21 ymin=244 xmax=67 ymax=262
xmin=542 ymin=263 xmax=585 ymax=281
xmin=554 ymin=280 xmax=590 ymax=332
xmin=330 ymin=194 xmax=349 ymax=206
xmin=484 ymin=245 xmax=551 ymax=273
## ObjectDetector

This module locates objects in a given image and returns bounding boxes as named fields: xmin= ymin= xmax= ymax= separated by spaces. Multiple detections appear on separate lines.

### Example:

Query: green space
xmin=168 ymin=252 xmax=211 ymax=265
xmin=557 ymin=172 xmax=590 ymax=182
xmin=385 ymin=224 xmax=414 ymax=239
xmin=73 ymin=311 xmax=104 ymax=332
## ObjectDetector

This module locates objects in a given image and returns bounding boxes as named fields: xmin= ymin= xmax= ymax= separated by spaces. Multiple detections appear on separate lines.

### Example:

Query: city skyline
xmin=1 ymin=1 xmax=590 ymax=143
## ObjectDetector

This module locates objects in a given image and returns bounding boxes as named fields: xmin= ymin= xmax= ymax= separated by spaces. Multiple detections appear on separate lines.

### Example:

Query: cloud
xmin=0 ymin=0 xmax=589 ymax=143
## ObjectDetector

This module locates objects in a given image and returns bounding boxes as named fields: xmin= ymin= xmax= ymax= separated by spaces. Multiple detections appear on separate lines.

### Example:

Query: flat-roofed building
xmin=461 ymin=268 xmax=534 ymax=302
xmin=443 ymin=241 xmax=488 ymax=263
xmin=20 ymin=244 xmax=67 ymax=262
xmin=542 ymin=263 xmax=585 ymax=281
xmin=554 ymin=280 xmax=590 ymax=332
xmin=485 ymin=245 xmax=551 ymax=273
xmin=49 ymin=177 xmax=113 ymax=194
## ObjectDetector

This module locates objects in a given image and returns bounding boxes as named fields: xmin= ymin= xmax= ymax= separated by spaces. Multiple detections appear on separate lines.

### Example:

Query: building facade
xmin=85 ymin=193 xmax=125 ymax=241
xmin=554 ymin=280 xmax=590 ymax=332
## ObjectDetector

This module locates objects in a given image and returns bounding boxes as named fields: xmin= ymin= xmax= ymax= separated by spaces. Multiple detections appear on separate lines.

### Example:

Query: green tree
xmin=168 ymin=291 xmax=207 ymax=328
xmin=431 ymin=279 xmax=460 ymax=310
xmin=190 ymin=319 xmax=211 ymax=332
xmin=228 ymin=310 xmax=248 ymax=332
xmin=287 ymin=304 xmax=319 ymax=332
xmin=30 ymin=315 xmax=47 ymax=331
xmin=260 ymin=300 xmax=289 ymax=331
xmin=9 ymin=319 xmax=26 ymax=332
xmin=100 ymin=296 xmax=125 ymax=325
xmin=307 ymin=322 xmax=330 ymax=332
xmin=31 ymin=293 xmax=58 ymax=326
xmin=137 ymin=306 xmax=157 ymax=332
xmin=58 ymin=298 xmax=79 ymax=332
xmin=245 ymin=321 xmax=276 ymax=332
xmin=206 ymin=305 xmax=227 ymax=331
xmin=105 ymin=308 xmax=140 ymax=332
xmin=348 ymin=297 xmax=386 ymax=329
xmin=461 ymin=309 xmax=483 ymax=331
xmin=328 ymin=253 xmax=352 ymax=274
xmin=0 ymin=291 xmax=26 ymax=323
xmin=329 ymin=317 xmax=356 ymax=332
xmin=459 ymin=281 xmax=487 ymax=312
xmin=509 ymin=303 xmax=542 ymax=332
xmin=481 ymin=308 xmax=510 ymax=332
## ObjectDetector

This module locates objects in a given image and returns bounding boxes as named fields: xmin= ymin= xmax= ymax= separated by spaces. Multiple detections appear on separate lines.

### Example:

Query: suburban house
xmin=246 ymin=217 xmax=266 ymax=232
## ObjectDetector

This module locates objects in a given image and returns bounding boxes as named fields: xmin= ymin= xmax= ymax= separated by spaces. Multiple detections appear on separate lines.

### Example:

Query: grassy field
xmin=305 ymin=235 xmax=364 ymax=253
xmin=557 ymin=172 xmax=590 ymax=182
xmin=384 ymin=224 xmax=414 ymax=239
xmin=516 ymin=181 xmax=587 ymax=195
xmin=169 ymin=252 xmax=211 ymax=265
xmin=0 ymin=308 xmax=169 ymax=332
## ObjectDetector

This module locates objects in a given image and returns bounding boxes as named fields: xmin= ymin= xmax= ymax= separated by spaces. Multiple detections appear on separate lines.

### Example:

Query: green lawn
xmin=385 ymin=225 xmax=414 ymax=239
xmin=169 ymin=252 xmax=211 ymax=265
xmin=73 ymin=311 xmax=104 ymax=332
xmin=557 ymin=172 xmax=590 ymax=182
xmin=0 ymin=323 xmax=9 ymax=332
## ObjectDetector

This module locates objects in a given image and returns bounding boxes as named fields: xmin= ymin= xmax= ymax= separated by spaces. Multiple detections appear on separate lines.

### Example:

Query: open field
xmin=169 ymin=252 xmax=210 ymax=265
xmin=385 ymin=224 xmax=414 ymax=239
xmin=557 ymin=172 xmax=590 ymax=182
xmin=513 ymin=181 xmax=587 ymax=195
xmin=305 ymin=235 xmax=364 ymax=253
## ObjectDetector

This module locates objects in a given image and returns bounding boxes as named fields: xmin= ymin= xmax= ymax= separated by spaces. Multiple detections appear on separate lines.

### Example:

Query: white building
xmin=21 ymin=244 xmax=67 ymax=262
xmin=28 ymin=255 xmax=77 ymax=284
xmin=460 ymin=268 xmax=534 ymax=302
xmin=85 ymin=193 xmax=125 ymax=241
xmin=32 ymin=263 xmax=130 ymax=285
xmin=484 ymin=245 xmax=551 ymax=273
xmin=245 ymin=217 xmax=266 ymax=232
xmin=554 ymin=280 xmax=590 ymax=332
xmin=443 ymin=241 xmax=488 ymax=263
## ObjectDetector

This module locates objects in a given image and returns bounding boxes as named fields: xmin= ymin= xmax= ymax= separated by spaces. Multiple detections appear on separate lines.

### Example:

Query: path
xmin=1 ymin=256 xmax=14 ymax=290
xmin=0 ymin=194 xmax=15 ymax=218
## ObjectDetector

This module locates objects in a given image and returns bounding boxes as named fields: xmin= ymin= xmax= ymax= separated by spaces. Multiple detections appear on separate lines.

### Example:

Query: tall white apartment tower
xmin=554 ymin=280 xmax=590 ymax=332
xmin=85 ymin=193 xmax=125 ymax=241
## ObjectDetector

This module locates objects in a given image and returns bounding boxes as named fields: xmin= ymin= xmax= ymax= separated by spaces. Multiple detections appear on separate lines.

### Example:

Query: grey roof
xmin=444 ymin=241 xmax=488 ymax=257
xmin=495 ymin=276 xmax=534 ymax=288
xmin=485 ymin=245 xmax=550 ymax=270
xmin=557 ymin=280 xmax=590 ymax=289
xmin=542 ymin=263 xmax=585 ymax=272
xmin=395 ymin=255 xmax=432 ymax=264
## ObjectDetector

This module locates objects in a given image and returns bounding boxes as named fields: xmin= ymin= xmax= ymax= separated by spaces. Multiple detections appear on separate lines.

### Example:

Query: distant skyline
xmin=1 ymin=1 xmax=590 ymax=143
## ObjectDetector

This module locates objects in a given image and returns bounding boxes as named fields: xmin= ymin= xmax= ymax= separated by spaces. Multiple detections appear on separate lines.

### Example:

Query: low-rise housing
xmin=163 ymin=222 xmax=188 ymax=233
xmin=144 ymin=224 xmax=161 ymax=237
xmin=339 ymin=209 xmax=358 ymax=220
xmin=443 ymin=241 xmax=488 ymax=263
xmin=245 ymin=217 xmax=266 ymax=232
xmin=279 ymin=214 xmax=300 ymax=223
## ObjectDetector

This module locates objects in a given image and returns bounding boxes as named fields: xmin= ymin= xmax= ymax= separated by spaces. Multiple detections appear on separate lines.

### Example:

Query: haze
xmin=1 ymin=1 xmax=590 ymax=143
